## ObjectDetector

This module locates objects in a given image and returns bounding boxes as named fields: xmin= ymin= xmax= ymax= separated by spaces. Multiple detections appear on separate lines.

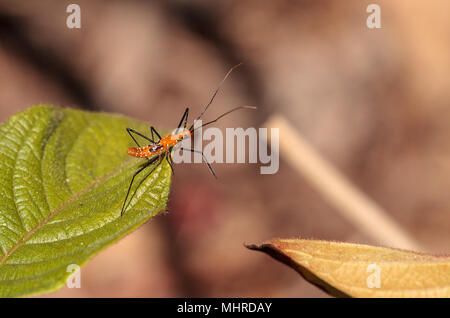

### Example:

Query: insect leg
xmin=121 ymin=155 xmax=161 ymax=217
xmin=165 ymin=151 xmax=175 ymax=174
xmin=177 ymin=107 xmax=189 ymax=129
xmin=127 ymin=128 xmax=155 ymax=147
xmin=183 ymin=109 xmax=189 ymax=128
xmin=180 ymin=147 xmax=217 ymax=179
xmin=150 ymin=126 xmax=162 ymax=142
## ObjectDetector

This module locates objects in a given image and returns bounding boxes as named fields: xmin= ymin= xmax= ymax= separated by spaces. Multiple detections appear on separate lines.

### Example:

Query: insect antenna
xmin=190 ymin=105 xmax=257 ymax=133
xmin=189 ymin=63 xmax=243 ymax=130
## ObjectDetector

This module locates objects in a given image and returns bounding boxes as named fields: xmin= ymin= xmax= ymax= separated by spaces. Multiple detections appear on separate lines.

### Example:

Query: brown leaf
xmin=247 ymin=239 xmax=450 ymax=297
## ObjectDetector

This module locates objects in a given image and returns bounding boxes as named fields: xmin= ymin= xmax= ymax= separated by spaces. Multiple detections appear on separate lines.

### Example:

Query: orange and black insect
xmin=121 ymin=64 xmax=255 ymax=216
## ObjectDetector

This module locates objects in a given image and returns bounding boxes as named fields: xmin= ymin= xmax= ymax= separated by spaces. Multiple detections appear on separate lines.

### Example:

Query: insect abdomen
xmin=127 ymin=146 xmax=152 ymax=158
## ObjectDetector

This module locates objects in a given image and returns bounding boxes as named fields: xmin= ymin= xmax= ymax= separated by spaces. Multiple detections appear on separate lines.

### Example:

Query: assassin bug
xmin=121 ymin=64 xmax=256 ymax=216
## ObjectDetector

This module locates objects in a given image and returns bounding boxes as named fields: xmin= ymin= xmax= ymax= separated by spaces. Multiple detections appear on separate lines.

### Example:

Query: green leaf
xmin=0 ymin=105 xmax=172 ymax=297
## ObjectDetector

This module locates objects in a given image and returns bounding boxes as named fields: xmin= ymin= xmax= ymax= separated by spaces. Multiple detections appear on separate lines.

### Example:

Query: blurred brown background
xmin=1 ymin=0 xmax=450 ymax=297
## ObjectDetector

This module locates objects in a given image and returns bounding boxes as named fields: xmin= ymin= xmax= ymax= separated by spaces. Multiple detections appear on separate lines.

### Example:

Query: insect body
xmin=126 ymin=129 xmax=191 ymax=159
xmin=121 ymin=64 xmax=255 ymax=216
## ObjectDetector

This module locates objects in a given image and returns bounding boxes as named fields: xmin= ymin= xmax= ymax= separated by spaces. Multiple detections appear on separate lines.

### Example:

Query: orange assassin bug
xmin=121 ymin=64 xmax=256 ymax=216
